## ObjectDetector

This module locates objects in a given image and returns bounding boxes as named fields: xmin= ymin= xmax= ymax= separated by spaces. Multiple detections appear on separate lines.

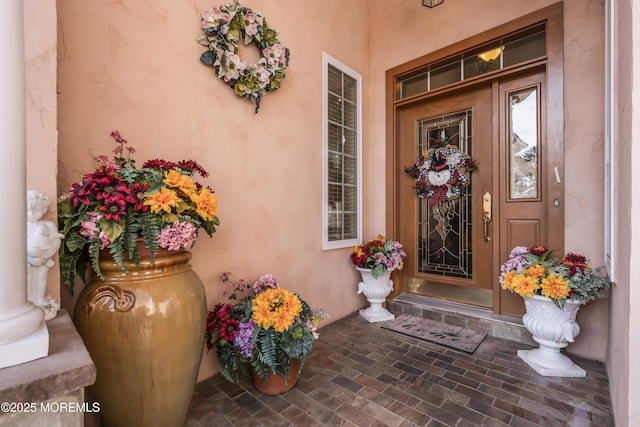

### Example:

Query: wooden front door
xmin=386 ymin=5 xmax=564 ymax=316
xmin=393 ymin=70 xmax=562 ymax=315
xmin=397 ymin=85 xmax=495 ymax=309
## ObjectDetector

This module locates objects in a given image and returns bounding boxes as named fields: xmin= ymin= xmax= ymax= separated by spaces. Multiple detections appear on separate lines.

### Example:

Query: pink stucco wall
xmin=55 ymin=0 xmax=370 ymax=381
xmin=24 ymin=0 xmax=59 ymax=302
xmin=609 ymin=0 xmax=636 ymax=425
xmin=53 ymin=0 xmax=612 ymax=382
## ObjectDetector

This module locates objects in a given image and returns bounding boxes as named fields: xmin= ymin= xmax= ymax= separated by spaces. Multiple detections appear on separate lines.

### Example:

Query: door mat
xmin=382 ymin=314 xmax=487 ymax=354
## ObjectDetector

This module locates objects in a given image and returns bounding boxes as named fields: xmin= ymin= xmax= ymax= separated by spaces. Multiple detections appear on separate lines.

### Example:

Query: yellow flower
xmin=512 ymin=273 xmax=540 ymax=297
xmin=252 ymin=288 xmax=302 ymax=332
xmin=540 ymin=275 xmax=571 ymax=300
xmin=143 ymin=188 xmax=181 ymax=214
xmin=164 ymin=170 xmax=197 ymax=196
xmin=502 ymin=271 xmax=516 ymax=291
xmin=525 ymin=264 xmax=545 ymax=278
xmin=190 ymin=187 xmax=218 ymax=221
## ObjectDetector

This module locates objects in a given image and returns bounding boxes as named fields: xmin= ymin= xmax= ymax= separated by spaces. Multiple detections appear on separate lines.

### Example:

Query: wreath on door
xmin=404 ymin=133 xmax=477 ymax=207
xmin=197 ymin=1 xmax=290 ymax=113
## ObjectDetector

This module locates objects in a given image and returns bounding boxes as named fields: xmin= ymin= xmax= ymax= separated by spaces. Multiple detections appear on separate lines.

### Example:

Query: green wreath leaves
xmin=197 ymin=1 xmax=290 ymax=113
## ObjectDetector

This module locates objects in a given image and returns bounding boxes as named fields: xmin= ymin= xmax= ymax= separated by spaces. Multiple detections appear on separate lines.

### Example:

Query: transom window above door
xmin=399 ymin=23 xmax=546 ymax=99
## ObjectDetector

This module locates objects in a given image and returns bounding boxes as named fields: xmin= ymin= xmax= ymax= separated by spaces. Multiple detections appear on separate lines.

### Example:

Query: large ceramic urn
xmin=73 ymin=247 xmax=206 ymax=427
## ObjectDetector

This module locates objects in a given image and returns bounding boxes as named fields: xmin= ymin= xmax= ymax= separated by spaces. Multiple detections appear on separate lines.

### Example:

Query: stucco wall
xmin=55 ymin=0 xmax=612 ymax=382
xmin=24 ymin=0 xmax=59 ymax=303
xmin=55 ymin=0 xmax=370 ymax=381
xmin=609 ymin=0 xmax=636 ymax=425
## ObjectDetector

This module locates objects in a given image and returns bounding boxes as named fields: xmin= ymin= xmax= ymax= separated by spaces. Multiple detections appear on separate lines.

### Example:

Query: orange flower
xmin=524 ymin=264 xmax=545 ymax=278
xmin=251 ymin=288 xmax=302 ymax=332
xmin=143 ymin=188 xmax=181 ymax=214
xmin=164 ymin=169 xmax=197 ymax=196
xmin=511 ymin=273 xmax=540 ymax=297
xmin=540 ymin=275 xmax=571 ymax=300
xmin=502 ymin=271 xmax=517 ymax=291
xmin=190 ymin=188 xmax=218 ymax=221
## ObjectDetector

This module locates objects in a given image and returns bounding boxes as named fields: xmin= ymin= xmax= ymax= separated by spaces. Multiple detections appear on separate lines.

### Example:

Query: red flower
xmin=564 ymin=252 xmax=587 ymax=265
xmin=178 ymin=160 xmax=209 ymax=178
xmin=126 ymin=182 xmax=150 ymax=212
xmin=99 ymin=195 xmax=128 ymax=221
xmin=142 ymin=159 xmax=179 ymax=170
xmin=529 ymin=246 xmax=548 ymax=257
xmin=220 ymin=318 xmax=239 ymax=342
xmin=69 ymin=182 xmax=93 ymax=207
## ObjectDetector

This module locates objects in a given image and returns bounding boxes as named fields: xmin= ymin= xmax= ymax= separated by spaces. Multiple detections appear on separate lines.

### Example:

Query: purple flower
xmin=234 ymin=320 xmax=256 ymax=357
xmin=500 ymin=256 xmax=529 ymax=274
xmin=509 ymin=246 xmax=530 ymax=258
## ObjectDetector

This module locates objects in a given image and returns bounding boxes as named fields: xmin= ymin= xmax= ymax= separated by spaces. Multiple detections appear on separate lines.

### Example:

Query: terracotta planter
xmin=251 ymin=358 xmax=300 ymax=395
xmin=73 ymin=247 xmax=206 ymax=427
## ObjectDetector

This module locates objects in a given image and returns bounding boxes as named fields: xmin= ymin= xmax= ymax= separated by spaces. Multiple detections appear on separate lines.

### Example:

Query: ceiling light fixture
xmin=422 ymin=0 xmax=445 ymax=8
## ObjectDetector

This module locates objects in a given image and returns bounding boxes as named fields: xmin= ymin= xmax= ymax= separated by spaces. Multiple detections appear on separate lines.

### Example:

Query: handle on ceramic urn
xmin=80 ymin=285 xmax=136 ymax=313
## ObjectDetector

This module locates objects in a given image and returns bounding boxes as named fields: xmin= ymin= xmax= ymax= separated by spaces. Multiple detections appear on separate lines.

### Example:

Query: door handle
xmin=482 ymin=191 xmax=491 ymax=243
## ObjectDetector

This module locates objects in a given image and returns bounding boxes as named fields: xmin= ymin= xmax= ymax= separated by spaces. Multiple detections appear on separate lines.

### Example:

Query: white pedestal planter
xmin=517 ymin=294 xmax=586 ymax=377
xmin=356 ymin=267 xmax=394 ymax=323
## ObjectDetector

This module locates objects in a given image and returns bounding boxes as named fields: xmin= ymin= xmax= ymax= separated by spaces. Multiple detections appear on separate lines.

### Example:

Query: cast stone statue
xmin=26 ymin=190 xmax=63 ymax=320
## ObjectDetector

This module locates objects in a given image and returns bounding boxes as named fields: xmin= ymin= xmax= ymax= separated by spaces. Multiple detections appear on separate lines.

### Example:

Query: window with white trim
xmin=322 ymin=53 xmax=362 ymax=250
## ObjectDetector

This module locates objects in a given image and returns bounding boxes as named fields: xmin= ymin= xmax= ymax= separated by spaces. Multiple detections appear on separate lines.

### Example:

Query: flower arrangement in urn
xmin=58 ymin=131 xmax=220 ymax=291
xmin=500 ymin=245 xmax=612 ymax=309
xmin=205 ymin=273 xmax=327 ymax=385
xmin=350 ymin=235 xmax=407 ymax=278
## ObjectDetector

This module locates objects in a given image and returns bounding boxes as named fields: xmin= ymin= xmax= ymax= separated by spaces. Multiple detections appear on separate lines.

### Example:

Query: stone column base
xmin=0 ymin=324 xmax=48 ymax=369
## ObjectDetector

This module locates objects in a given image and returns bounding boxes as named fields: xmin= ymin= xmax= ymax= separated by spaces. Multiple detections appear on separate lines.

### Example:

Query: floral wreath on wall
xmin=197 ymin=1 xmax=290 ymax=113
xmin=404 ymin=131 xmax=477 ymax=207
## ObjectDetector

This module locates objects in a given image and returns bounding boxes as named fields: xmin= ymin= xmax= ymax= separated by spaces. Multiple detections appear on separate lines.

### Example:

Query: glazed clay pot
xmin=74 ymin=247 xmax=206 ymax=427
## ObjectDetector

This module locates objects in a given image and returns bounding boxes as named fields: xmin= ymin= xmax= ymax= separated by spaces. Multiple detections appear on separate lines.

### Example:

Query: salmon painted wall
xmin=55 ymin=0 xmax=370 ymax=381
xmin=367 ymin=0 xmax=610 ymax=361
xmin=55 ymin=0 xmax=612 ymax=382
xmin=24 ymin=0 xmax=59 ymax=303
xmin=609 ymin=0 xmax=636 ymax=424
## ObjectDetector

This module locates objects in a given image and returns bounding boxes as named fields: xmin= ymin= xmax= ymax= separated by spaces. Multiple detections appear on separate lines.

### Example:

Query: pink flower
xmin=201 ymin=7 xmax=230 ymax=30
xmin=253 ymin=274 xmax=278 ymax=294
xmin=262 ymin=44 xmax=286 ymax=66
xmin=158 ymin=221 xmax=197 ymax=250
xmin=256 ymin=68 xmax=271 ymax=89
xmin=306 ymin=320 xmax=319 ymax=340
xmin=223 ymin=54 xmax=246 ymax=82
xmin=98 ymin=231 xmax=110 ymax=249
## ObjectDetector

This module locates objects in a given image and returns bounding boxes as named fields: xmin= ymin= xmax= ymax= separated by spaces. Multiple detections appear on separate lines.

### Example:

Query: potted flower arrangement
xmin=58 ymin=131 xmax=220 ymax=427
xmin=500 ymin=245 xmax=612 ymax=377
xmin=206 ymin=272 xmax=327 ymax=394
xmin=350 ymin=235 xmax=407 ymax=322
xmin=350 ymin=235 xmax=407 ymax=278
xmin=58 ymin=130 xmax=220 ymax=291
xmin=500 ymin=245 xmax=611 ymax=308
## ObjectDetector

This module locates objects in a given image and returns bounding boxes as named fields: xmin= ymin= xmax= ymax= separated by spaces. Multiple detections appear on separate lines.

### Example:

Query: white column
xmin=0 ymin=0 xmax=48 ymax=369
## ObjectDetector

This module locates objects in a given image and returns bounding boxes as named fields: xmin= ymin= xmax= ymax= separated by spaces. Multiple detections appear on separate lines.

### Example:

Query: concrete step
xmin=386 ymin=293 xmax=536 ymax=346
